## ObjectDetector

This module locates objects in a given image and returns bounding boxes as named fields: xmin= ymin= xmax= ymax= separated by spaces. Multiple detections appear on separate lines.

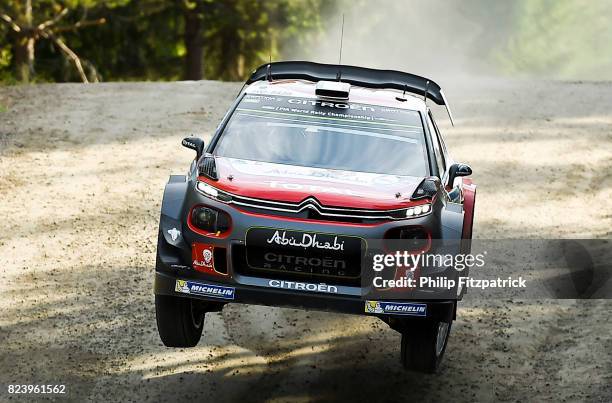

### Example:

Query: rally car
xmin=154 ymin=61 xmax=476 ymax=373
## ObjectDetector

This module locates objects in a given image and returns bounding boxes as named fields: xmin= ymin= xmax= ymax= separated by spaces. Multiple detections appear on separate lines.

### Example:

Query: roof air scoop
xmin=315 ymin=80 xmax=350 ymax=100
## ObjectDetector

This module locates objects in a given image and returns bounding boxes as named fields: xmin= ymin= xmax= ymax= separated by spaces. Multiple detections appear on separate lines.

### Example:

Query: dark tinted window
xmin=215 ymin=94 xmax=429 ymax=177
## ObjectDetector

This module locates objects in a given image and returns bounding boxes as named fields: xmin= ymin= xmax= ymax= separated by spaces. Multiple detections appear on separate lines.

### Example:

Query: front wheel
xmin=400 ymin=319 xmax=451 ymax=373
xmin=155 ymin=295 xmax=205 ymax=347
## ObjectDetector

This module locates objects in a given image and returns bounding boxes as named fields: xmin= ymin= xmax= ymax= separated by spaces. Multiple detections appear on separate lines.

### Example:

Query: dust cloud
xmin=285 ymin=0 xmax=612 ymax=81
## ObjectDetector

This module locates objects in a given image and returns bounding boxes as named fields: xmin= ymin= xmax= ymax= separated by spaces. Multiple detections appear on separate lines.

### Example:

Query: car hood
xmin=201 ymin=157 xmax=424 ymax=210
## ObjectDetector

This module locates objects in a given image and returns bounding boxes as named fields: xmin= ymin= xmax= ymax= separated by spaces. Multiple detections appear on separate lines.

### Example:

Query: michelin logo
xmin=175 ymin=280 xmax=235 ymax=300
xmin=365 ymin=300 xmax=426 ymax=317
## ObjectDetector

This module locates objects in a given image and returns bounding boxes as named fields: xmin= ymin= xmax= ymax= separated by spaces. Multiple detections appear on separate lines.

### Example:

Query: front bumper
xmin=156 ymin=180 xmax=460 ymax=323
xmin=154 ymin=269 xmax=456 ymax=322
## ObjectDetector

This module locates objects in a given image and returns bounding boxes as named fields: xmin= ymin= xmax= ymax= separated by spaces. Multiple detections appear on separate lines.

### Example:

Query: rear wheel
xmin=155 ymin=295 xmax=205 ymax=347
xmin=400 ymin=319 xmax=451 ymax=373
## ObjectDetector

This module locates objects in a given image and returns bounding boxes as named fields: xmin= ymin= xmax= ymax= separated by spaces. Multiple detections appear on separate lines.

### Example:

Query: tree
xmin=202 ymin=0 xmax=332 ymax=81
xmin=0 ymin=0 xmax=108 ymax=83
xmin=0 ymin=0 xmax=333 ymax=83
xmin=182 ymin=0 xmax=205 ymax=80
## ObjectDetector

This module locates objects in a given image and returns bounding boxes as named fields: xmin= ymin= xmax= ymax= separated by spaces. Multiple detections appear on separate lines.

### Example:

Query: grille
xmin=232 ymin=245 xmax=361 ymax=286
xmin=228 ymin=195 xmax=405 ymax=223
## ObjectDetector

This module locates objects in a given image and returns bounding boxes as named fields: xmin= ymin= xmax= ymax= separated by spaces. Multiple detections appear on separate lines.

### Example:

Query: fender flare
xmin=461 ymin=178 xmax=477 ymax=240
xmin=159 ymin=175 xmax=189 ymax=248
xmin=161 ymin=175 xmax=188 ymax=220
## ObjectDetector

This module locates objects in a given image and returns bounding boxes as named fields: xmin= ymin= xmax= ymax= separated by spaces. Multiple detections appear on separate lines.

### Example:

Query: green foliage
xmin=201 ymin=0 xmax=334 ymax=80
xmin=0 ymin=19 xmax=13 ymax=82
xmin=0 ymin=0 xmax=333 ymax=82
xmin=60 ymin=0 xmax=185 ymax=81
xmin=2 ymin=0 xmax=609 ymax=83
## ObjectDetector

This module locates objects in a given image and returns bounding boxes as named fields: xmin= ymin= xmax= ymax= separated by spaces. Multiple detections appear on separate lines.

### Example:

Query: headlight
xmin=405 ymin=203 xmax=431 ymax=218
xmin=192 ymin=207 xmax=218 ymax=231
xmin=196 ymin=181 xmax=232 ymax=202
xmin=383 ymin=226 xmax=431 ymax=253
xmin=197 ymin=181 xmax=218 ymax=197
xmin=190 ymin=206 xmax=231 ymax=233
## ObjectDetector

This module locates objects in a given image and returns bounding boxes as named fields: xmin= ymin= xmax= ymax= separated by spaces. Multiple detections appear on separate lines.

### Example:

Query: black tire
xmin=155 ymin=294 xmax=204 ymax=347
xmin=400 ymin=319 xmax=451 ymax=373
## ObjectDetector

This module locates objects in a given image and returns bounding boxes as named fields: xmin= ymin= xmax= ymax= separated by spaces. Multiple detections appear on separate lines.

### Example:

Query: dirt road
xmin=0 ymin=79 xmax=610 ymax=402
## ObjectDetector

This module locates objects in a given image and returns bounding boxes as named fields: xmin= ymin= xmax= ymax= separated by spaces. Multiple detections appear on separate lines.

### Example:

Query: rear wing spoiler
xmin=245 ymin=61 xmax=454 ymax=125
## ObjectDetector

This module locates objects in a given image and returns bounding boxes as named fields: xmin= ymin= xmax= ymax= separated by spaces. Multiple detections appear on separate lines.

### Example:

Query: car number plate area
xmin=245 ymin=228 xmax=363 ymax=278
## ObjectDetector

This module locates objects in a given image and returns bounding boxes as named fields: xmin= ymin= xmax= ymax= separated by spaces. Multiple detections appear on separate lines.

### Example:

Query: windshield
xmin=214 ymin=94 xmax=429 ymax=176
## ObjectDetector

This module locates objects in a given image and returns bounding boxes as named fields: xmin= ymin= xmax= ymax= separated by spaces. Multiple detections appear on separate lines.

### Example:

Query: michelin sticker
xmin=365 ymin=300 xmax=427 ymax=316
xmin=175 ymin=280 xmax=235 ymax=300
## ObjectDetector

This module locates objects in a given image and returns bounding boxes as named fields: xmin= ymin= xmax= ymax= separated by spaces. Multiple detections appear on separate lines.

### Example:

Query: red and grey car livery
xmin=154 ymin=61 xmax=476 ymax=373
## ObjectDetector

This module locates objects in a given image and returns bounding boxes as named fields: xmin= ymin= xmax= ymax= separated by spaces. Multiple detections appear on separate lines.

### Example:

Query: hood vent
xmin=411 ymin=177 xmax=439 ymax=200
xmin=198 ymin=154 xmax=218 ymax=180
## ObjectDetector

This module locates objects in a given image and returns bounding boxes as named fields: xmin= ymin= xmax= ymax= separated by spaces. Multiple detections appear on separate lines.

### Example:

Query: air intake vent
xmin=198 ymin=154 xmax=218 ymax=180
xmin=411 ymin=177 xmax=439 ymax=200
xmin=315 ymin=81 xmax=350 ymax=100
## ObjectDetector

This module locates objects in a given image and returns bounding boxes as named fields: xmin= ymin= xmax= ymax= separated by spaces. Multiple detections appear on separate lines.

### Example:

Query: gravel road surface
xmin=0 ymin=79 xmax=611 ymax=402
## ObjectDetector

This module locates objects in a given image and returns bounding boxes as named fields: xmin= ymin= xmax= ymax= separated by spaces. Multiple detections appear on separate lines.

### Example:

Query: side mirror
xmin=182 ymin=136 xmax=205 ymax=159
xmin=448 ymin=163 xmax=472 ymax=187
